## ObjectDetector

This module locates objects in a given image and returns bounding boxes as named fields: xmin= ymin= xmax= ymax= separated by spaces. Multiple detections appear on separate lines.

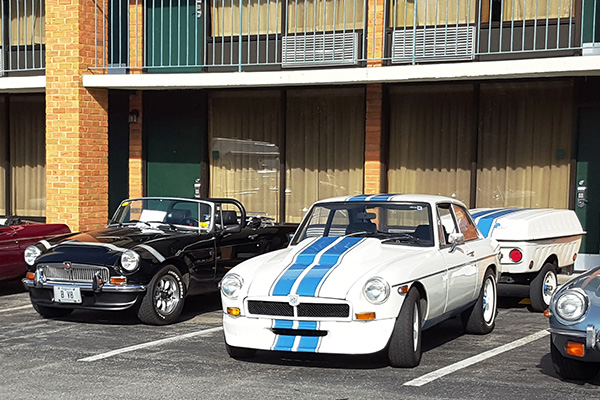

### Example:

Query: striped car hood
xmin=245 ymin=236 xmax=422 ymax=299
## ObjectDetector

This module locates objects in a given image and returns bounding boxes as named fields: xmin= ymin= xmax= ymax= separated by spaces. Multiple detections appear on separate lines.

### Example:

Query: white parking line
xmin=0 ymin=305 xmax=31 ymax=313
xmin=78 ymin=326 xmax=224 ymax=362
xmin=404 ymin=329 xmax=550 ymax=387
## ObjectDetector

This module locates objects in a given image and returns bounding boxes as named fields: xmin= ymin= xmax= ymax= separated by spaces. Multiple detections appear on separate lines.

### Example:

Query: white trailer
xmin=470 ymin=208 xmax=584 ymax=312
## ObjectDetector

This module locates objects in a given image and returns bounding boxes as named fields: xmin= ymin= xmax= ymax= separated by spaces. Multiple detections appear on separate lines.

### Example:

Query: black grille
xmin=248 ymin=301 xmax=293 ymax=316
xmin=298 ymin=303 xmax=350 ymax=318
xmin=247 ymin=300 xmax=350 ymax=318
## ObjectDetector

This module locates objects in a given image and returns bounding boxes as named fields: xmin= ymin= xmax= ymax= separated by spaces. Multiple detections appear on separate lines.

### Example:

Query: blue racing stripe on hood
xmin=475 ymin=208 xmax=523 ymax=237
xmin=295 ymin=237 xmax=364 ymax=296
xmin=471 ymin=208 xmax=502 ymax=219
xmin=271 ymin=237 xmax=337 ymax=296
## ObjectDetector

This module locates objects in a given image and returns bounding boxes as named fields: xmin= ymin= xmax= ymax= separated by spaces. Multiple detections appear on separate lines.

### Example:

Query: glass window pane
xmin=0 ymin=97 xmax=5 ymax=215
xmin=10 ymin=95 xmax=45 ymax=217
xmin=210 ymin=91 xmax=281 ymax=221
xmin=287 ymin=0 xmax=365 ymax=33
xmin=212 ymin=0 xmax=282 ymax=36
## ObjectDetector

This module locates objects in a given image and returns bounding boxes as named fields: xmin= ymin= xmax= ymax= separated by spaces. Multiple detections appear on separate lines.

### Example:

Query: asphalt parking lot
xmin=1 ymin=279 xmax=599 ymax=400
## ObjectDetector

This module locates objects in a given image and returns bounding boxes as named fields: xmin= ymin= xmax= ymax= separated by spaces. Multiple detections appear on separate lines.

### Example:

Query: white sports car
xmin=220 ymin=194 xmax=501 ymax=367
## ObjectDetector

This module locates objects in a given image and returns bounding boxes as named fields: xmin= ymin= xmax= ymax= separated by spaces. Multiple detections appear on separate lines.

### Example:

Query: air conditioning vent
xmin=392 ymin=26 xmax=475 ymax=63
xmin=282 ymin=32 xmax=360 ymax=67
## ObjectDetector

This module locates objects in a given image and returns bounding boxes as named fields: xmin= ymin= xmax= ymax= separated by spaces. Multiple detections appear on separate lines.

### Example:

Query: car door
xmin=0 ymin=225 xmax=21 ymax=280
xmin=438 ymin=203 xmax=479 ymax=313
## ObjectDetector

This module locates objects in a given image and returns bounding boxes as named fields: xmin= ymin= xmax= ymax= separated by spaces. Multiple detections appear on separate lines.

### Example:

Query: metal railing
xmin=0 ymin=0 xmax=45 ymax=74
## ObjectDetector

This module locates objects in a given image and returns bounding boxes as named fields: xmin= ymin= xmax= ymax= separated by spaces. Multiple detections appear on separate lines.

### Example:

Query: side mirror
xmin=448 ymin=232 xmax=465 ymax=245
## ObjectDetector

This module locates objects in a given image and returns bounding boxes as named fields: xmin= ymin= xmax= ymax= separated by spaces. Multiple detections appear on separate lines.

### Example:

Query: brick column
xmin=364 ymin=83 xmax=383 ymax=194
xmin=45 ymin=0 xmax=109 ymax=231
xmin=129 ymin=0 xmax=144 ymax=71
xmin=129 ymin=91 xmax=144 ymax=198
xmin=366 ymin=0 xmax=385 ymax=67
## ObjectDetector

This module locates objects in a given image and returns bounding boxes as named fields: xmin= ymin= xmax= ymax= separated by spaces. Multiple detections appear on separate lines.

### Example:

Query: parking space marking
xmin=0 ymin=305 xmax=31 ymax=314
xmin=403 ymin=329 xmax=550 ymax=387
xmin=78 ymin=326 xmax=224 ymax=362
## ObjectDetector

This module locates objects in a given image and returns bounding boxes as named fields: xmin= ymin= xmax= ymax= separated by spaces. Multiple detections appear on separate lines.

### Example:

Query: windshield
xmin=109 ymin=198 xmax=214 ymax=231
xmin=291 ymin=202 xmax=434 ymax=247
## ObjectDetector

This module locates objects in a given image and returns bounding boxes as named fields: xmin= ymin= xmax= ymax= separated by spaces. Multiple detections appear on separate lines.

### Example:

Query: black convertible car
xmin=22 ymin=197 xmax=297 ymax=325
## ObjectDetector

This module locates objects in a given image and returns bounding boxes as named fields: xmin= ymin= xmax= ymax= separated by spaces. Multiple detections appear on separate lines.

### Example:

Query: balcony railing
xmin=0 ymin=0 xmax=45 ymax=74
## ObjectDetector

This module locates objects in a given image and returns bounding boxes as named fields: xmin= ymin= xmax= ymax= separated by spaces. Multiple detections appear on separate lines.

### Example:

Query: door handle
xmin=248 ymin=234 xmax=258 ymax=240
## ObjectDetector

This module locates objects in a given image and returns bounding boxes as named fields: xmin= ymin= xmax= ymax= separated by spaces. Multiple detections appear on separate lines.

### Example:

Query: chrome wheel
xmin=542 ymin=270 xmax=557 ymax=306
xmin=482 ymin=276 xmax=496 ymax=324
xmin=153 ymin=274 xmax=181 ymax=316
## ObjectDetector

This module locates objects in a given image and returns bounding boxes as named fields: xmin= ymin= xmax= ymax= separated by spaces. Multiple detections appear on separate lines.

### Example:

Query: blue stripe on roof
xmin=348 ymin=195 xmax=370 ymax=202
xmin=271 ymin=237 xmax=337 ymax=296
xmin=295 ymin=237 xmax=363 ymax=297
xmin=369 ymin=194 xmax=395 ymax=201
xmin=475 ymin=208 xmax=522 ymax=237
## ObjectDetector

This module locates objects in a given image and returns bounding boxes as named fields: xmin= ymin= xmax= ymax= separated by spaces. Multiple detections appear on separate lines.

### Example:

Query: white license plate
xmin=53 ymin=286 xmax=82 ymax=304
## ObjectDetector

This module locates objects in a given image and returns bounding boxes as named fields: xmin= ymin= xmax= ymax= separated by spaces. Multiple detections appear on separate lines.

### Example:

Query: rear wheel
xmin=462 ymin=269 xmax=497 ymax=334
xmin=137 ymin=265 xmax=185 ymax=325
xmin=530 ymin=262 xmax=557 ymax=312
xmin=551 ymin=338 xmax=600 ymax=380
xmin=31 ymin=302 xmax=74 ymax=318
xmin=388 ymin=287 xmax=422 ymax=368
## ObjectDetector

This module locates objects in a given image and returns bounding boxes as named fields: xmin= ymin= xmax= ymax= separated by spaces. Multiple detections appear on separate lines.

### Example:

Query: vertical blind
xmin=285 ymin=88 xmax=365 ymax=223
xmin=210 ymin=91 xmax=282 ymax=221
xmin=0 ymin=97 xmax=5 ymax=215
xmin=477 ymin=81 xmax=572 ymax=208
xmin=10 ymin=95 xmax=45 ymax=217
xmin=390 ymin=0 xmax=476 ymax=27
xmin=387 ymin=85 xmax=475 ymax=206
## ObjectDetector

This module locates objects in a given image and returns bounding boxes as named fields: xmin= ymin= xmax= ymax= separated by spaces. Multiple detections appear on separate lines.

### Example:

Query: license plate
xmin=53 ymin=286 xmax=82 ymax=304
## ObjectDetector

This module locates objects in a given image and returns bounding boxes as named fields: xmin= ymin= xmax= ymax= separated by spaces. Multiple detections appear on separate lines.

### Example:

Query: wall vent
xmin=392 ymin=26 xmax=475 ymax=63
xmin=282 ymin=32 xmax=359 ymax=67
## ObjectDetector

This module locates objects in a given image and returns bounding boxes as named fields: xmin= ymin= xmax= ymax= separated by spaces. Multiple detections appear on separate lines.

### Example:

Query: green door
xmin=575 ymin=107 xmax=600 ymax=269
xmin=145 ymin=91 xmax=206 ymax=198
xmin=146 ymin=0 xmax=204 ymax=72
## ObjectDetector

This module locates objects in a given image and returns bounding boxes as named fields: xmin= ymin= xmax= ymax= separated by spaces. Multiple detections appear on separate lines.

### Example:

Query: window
xmin=482 ymin=0 xmax=574 ymax=22
xmin=211 ymin=0 xmax=282 ymax=36
xmin=389 ymin=0 xmax=476 ymax=28
xmin=0 ymin=0 xmax=44 ymax=46
xmin=452 ymin=204 xmax=478 ymax=241
xmin=287 ymin=0 xmax=365 ymax=33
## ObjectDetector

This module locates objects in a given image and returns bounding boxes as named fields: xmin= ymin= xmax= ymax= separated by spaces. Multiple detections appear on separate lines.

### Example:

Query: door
xmin=0 ymin=225 xmax=20 ymax=280
xmin=146 ymin=0 xmax=204 ymax=72
xmin=144 ymin=91 xmax=206 ymax=198
xmin=575 ymin=108 xmax=600 ymax=270
xmin=438 ymin=203 xmax=479 ymax=312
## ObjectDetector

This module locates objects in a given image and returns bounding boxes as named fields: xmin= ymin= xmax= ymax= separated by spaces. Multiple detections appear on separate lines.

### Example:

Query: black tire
xmin=31 ymin=302 xmax=74 ymax=318
xmin=530 ymin=262 xmax=557 ymax=312
xmin=137 ymin=265 xmax=185 ymax=325
xmin=462 ymin=269 xmax=497 ymax=334
xmin=388 ymin=287 xmax=422 ymax=368
xmin=551 ymin=337 xmax=600 ymax=380
xmin=225 ymin=342 xmax=257 ymax=360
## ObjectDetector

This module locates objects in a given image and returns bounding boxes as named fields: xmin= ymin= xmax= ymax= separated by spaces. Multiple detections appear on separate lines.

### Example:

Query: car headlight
xmin=363 ymin=277 xmax=390 ymax=304
xmin=221 ymin=274 xmax=244 ymax=299
xmin=555 ymin=290 xmax=588 ymax=322
xmin=24 ymin=245 xmax=42 ymax=266
xmin=120 ymin=250 xmax=141 ymax=272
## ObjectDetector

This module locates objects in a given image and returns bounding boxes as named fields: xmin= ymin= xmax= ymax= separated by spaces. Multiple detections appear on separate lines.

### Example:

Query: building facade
xmin=1 ymin=0 xmax=600 ymax=268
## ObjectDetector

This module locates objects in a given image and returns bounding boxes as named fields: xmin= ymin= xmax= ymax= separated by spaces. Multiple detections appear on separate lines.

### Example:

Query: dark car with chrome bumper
xmin=548 ymin=266 xmax=600 ymax=380
xmin=22 ymin=197 xmax=296 ymax=325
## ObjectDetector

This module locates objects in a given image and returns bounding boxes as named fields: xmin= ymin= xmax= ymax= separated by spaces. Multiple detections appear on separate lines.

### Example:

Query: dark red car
xmin=0 ymin=217 xmax=70 ymax=282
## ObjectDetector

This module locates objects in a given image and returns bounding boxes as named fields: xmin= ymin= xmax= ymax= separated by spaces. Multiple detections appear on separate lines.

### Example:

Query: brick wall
xmin=365 ymin=83 xmax=383 ymax=194
xmin=129 ymin=91 xmax=144 ymax=198
xmin=45 ymin=0 xmax=109 ymax=232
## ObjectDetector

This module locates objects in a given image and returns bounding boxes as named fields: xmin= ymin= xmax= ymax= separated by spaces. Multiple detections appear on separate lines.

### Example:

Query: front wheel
xmin=137 ymin=265 xmax=185 ymax=325
xmin=388 ymin=287 xmax=422 ymax=368
xmin=31 ymin=301 xmax=74 ymax=318
xmin=530 ymin=262 xmax=557 ymax=312
xmin=551 ymin=338 xmax=600 ymax=380
xmin=462 ymin=269 xmax=497 ymax=334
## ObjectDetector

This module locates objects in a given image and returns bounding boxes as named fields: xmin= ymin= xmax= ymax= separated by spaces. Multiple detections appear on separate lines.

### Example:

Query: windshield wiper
xmin=381 ymin=233 xmax=420 ymax=243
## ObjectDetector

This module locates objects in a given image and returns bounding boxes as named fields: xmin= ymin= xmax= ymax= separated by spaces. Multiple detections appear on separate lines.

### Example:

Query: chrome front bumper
xmin=550 ymin=326 xmax=599 ymax=350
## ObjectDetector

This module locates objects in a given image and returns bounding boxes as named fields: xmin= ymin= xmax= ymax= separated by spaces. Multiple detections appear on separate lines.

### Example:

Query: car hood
xmin=48 ymin=226 xmax=192 ymax=249
xmin=240 ymin=236 xmax=430 ymax=300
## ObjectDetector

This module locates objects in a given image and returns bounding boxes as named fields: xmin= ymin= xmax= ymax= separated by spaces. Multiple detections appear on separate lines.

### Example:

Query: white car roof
xmin=315 ymin=194 xmax=467 ymax=207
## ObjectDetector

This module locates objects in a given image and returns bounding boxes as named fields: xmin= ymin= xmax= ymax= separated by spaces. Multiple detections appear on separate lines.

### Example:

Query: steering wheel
xmin=180 ymin=217 xmax=199 ymax=227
